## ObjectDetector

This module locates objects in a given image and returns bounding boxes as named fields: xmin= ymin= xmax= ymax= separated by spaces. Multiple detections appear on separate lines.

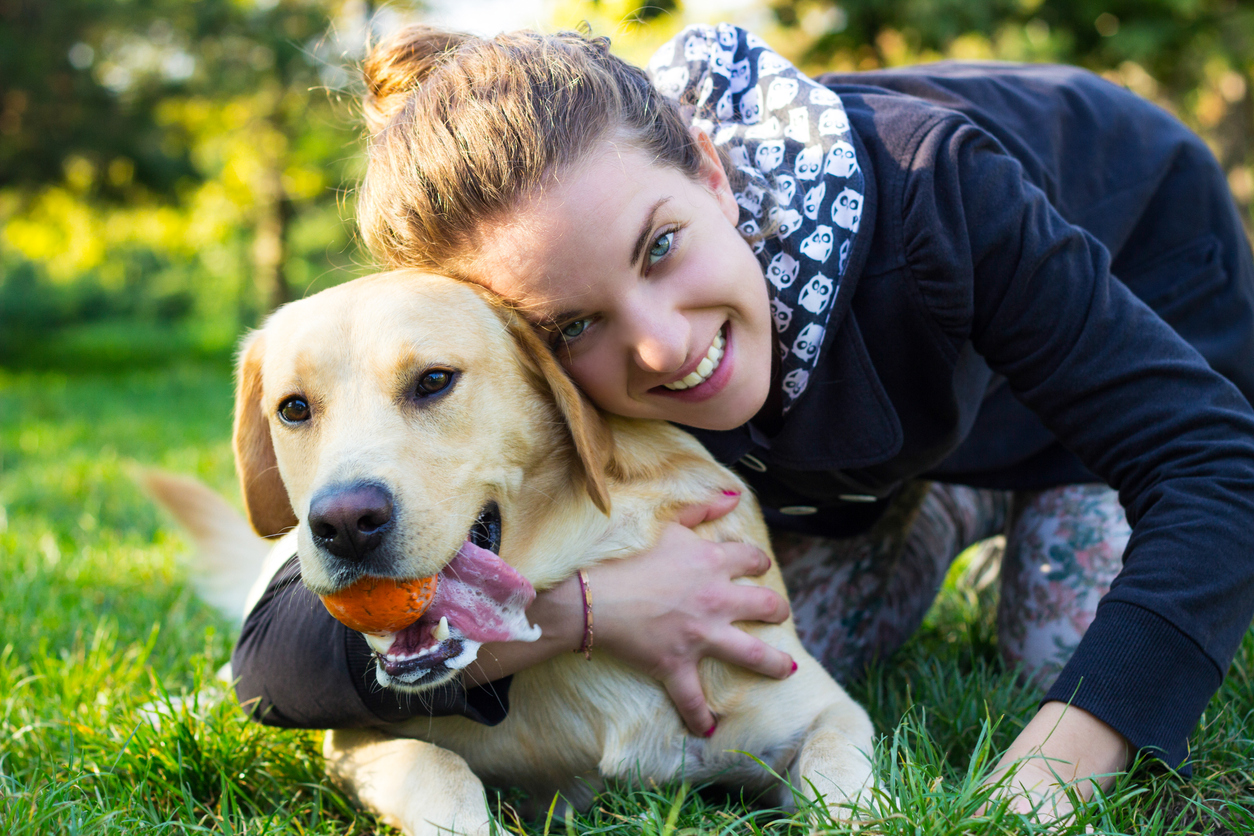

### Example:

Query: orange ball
xmin=320 ymin=575 xmax=439 ymax=634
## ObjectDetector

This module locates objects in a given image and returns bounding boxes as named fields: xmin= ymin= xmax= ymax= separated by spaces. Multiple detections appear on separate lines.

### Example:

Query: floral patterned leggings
xmin=771 ymin=481 xmax=1130 ymax=687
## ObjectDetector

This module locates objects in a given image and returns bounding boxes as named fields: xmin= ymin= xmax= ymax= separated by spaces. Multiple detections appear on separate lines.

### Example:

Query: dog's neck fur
xmin=505 ymin=410 xmax=736 ymax=592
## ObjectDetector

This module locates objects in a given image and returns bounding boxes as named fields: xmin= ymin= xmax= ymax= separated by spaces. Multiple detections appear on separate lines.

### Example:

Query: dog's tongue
xmin=434 ymin=541 xmax=541 ymax=644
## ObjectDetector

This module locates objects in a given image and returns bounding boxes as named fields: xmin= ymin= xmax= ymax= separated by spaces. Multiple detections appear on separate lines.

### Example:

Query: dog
xmin=150 ymin=269 xmax=874 ymax=836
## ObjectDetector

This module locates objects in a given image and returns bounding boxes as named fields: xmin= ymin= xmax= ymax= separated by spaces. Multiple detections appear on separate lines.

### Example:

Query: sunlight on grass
xmin=1 ymin=362 xmax=1251 ymax=834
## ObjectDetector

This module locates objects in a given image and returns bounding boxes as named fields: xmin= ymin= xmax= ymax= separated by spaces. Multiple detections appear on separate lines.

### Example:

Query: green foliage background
xmin=1 ymin=0 xmax=372 ymax=367
xmin=0 ymin=2 xmax=1252 ymax=832
xmin=3 ymin=0 xmax=1252 ymax=368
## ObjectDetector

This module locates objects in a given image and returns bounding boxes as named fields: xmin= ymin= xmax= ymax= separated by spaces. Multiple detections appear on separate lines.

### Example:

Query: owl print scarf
xmin=647 ymin=24 xmax=866 ymax=414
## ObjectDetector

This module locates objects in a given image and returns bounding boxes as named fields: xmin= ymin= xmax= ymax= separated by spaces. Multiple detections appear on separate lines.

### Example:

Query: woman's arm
xmin=233 ymin=494 xmax=795 ymax=734
xmin=990 ymin=702 xmax=1131 ymax=818
xmin=464 ymin=493 xmax=797 ymax=736
xmin=899 ymin=111 xmax=1254 ymax=773
xmin=233 ymin=554 xmax=512 ymax=727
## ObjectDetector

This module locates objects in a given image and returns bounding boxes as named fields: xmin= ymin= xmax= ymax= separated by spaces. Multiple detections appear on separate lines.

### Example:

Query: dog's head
xmin=232 ymin=270 xmax=611 ymax=690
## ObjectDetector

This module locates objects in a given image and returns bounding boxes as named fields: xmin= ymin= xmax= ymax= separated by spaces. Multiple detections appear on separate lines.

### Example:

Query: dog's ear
xmin=504 ymin=314 xmax=613 ymax=515
xmin=232 ymin=331 xmax=297 ymax=537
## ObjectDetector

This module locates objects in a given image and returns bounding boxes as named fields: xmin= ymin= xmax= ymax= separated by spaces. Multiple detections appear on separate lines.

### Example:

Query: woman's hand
xmin=464 ymin=492 xmax=795 ymax=737
xmin=586 ymin=493 xmax=796 ymax=736
xmin=986 ymin=701 xmax=1131 ymax=822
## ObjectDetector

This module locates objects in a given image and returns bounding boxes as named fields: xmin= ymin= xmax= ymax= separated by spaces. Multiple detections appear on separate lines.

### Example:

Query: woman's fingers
xmin=585 ymin=510 xmax=799 ymax=736
xmin=675 ymin=495 xmax=774 ymax=580
xmin=708 ymin=623 xmax=797 ymax=680
xmin=662 ymin=665 xmax=717 ymax=737
xmin=724 ymin=570 xmax=790 ymax=622
xmin=675 ymin=491 xmax=741 ymax=527
xmin=720 ymin=540 xmax=776 ymax=581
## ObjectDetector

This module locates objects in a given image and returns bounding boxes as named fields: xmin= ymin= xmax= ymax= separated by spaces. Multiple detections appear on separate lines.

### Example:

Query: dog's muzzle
xmin=362 ymin=503 xmax=541 ymax=691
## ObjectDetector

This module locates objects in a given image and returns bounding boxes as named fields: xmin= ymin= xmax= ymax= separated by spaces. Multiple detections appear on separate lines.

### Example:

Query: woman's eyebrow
xmin=629 ymin=197 xmax=673 ymax=267
xmin=537 ymin=305 xmax=580 ymax=329
xmin=538 ymin=196 xmax=675 ymax=327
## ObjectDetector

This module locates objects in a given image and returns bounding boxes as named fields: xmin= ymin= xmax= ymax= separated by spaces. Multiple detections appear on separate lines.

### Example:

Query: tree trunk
xmin=253 ymin=160 xmax=292 ymax=311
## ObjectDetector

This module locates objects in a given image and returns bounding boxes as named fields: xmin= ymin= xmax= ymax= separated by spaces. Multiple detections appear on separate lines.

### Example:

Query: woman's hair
xmin=358 ymin=24 xmax=703 ymax=276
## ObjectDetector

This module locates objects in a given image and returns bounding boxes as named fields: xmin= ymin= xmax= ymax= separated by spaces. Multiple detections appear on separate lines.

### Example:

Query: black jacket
xmin=684 ymin=62 xmax=1254 ymax=769
xmin=234 ymin=62 xmax=1254 ymax=771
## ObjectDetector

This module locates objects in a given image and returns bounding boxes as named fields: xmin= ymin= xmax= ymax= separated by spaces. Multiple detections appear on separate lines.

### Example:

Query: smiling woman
xmin=234 ymin=17 xmax=1254 ymax=828
xmin=471 ymin=138 xmax=774 ymax=431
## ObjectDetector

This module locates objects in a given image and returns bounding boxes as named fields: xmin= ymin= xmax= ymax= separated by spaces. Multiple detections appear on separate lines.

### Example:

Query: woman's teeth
xmin=664 ymin=329 xmax=725 ymax=391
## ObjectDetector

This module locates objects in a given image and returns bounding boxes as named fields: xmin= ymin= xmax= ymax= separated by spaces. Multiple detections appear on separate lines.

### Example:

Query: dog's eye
xmin=415 ymin=369 xmax=454 ymax=397
xmin=278 ymin=396 xmax=311 ymax=424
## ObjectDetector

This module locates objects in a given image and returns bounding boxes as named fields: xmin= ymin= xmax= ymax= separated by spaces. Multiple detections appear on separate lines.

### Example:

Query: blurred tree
xmin=157 ymin=0 xmax=367 ymax=310
xmin=766 ymin=0 xmax=1254 ymax=224
xmin=556 ymin=2 xmax=1253 ymax=227
xmin=5 ymin=0 xmax=1250 ymax=362
xmin=0 ymin=0 xmax=196 ymax=195
xmin=0 ymin=0 xmax=383 ymax=332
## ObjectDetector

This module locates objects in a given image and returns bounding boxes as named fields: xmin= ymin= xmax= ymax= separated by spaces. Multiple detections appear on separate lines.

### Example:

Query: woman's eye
xmin=415 ymin=369 xmax=454 ymax=397
xmin=559 ymin=319 xmax=590 ymax=340
xmin=278 ymin=396 xmax=311 ymax=424
xmin=647 ymin=231 xmax=674 ymax=265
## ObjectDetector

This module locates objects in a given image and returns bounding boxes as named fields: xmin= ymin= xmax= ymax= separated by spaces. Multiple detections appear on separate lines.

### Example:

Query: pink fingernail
xmin=790 ymin=660 xmax=798 ymax=675
xmin=704 ymin=722 xmax=717 ymax=738
xmin=722 ymin=489 xmax=740 ymax=496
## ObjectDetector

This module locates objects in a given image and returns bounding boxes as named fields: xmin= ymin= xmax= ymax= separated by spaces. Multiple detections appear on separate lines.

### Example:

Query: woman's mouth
xmin=663 ymin=327 xmax=726 ymax=391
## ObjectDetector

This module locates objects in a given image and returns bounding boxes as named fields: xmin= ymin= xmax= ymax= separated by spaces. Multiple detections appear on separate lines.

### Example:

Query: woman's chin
xmin=682 ymin=411 xmax=759 ymax=431
xmin=667 ymin=385 xmax=772 ymax=431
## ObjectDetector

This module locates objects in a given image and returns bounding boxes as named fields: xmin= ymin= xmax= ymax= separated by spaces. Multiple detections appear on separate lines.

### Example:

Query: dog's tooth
xmin=364 ymin=632 xmax=395 ymax=655
xmin=434 ymin=615 xmax=450 ymax=642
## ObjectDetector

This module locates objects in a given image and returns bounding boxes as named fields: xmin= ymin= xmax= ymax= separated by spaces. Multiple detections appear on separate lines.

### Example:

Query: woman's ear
xmin=690 ymin=125 xmax=739 ymax=225
xmin=503 ymin=312 xmax=613 ymax=516
xmin=232 ymin=331 xmax=297 ymax=537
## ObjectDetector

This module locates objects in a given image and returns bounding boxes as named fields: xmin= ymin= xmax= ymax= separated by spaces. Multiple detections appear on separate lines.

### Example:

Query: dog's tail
xmin=140 ymin=469 xmax=271 ymax=623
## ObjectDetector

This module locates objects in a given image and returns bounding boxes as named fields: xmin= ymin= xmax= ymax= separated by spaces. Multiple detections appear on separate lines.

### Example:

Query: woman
xmin=233 ymin=22 xmax=1254 ymax=817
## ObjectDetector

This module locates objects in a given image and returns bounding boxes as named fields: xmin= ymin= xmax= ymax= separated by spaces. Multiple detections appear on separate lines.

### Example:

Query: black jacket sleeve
xmin=901 ymin=113 xmax=1254 ymax=768
xmin=231 ymin=554 xmax=511 ymax=729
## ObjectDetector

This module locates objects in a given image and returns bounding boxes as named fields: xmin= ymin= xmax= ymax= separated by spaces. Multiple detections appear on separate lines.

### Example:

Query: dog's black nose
xmin=308 ymin=482 xmax=394 ymax=561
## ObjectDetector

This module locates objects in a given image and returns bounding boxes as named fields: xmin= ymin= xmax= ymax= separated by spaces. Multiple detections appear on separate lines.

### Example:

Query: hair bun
xmin=362 ymin=24 xmax=469 ymax=134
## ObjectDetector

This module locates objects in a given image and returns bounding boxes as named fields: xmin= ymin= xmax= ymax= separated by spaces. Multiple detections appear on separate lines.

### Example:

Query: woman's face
xmin=469 ymin=135 xmax=775 ymax=431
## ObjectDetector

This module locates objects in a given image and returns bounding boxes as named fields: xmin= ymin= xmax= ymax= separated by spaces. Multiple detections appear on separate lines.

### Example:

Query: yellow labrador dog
xmin=155 ymin=269 xmax=873 ymax=836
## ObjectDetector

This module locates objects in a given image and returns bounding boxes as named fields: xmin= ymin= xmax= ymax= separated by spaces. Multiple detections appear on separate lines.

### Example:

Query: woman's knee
xmin=997 ymin=483 xmax=1129 ymax=685
xmin=775 ymin=481 xmax=1008 ymax=680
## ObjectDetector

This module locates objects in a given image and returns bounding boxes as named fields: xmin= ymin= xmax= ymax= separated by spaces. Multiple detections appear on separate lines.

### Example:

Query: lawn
xmin=0 ymin=349 xmax=1250 ymax=834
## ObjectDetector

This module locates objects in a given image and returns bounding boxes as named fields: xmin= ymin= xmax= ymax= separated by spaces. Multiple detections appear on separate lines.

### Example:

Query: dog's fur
xmin=152 ymin=270 xmax=873 ymax=836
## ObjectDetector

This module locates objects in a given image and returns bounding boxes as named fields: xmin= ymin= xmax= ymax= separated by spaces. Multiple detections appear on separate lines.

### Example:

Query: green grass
xmin=1 ymin=358 xmax=1251 ymax=834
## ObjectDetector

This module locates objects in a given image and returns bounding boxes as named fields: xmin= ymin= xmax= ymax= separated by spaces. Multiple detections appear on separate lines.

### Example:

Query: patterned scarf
xmin=648 ymin=24 xmax=866 ymax=414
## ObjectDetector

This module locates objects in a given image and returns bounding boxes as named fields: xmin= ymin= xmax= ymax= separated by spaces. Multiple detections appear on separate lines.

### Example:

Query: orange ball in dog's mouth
xmin=320 ymin=575 xmax=439 ymax=634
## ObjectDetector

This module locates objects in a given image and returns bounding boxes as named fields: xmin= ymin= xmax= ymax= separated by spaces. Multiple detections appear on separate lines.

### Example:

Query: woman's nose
xmin=624 ymin=305 xmax=687 ymax=374
xmin=634 ymin=335 xmax=686 ymax=373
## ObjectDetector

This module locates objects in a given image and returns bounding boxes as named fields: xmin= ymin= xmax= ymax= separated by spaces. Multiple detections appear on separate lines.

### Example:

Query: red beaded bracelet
xmin=574 ymin=569 xmax=594 ymax=661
